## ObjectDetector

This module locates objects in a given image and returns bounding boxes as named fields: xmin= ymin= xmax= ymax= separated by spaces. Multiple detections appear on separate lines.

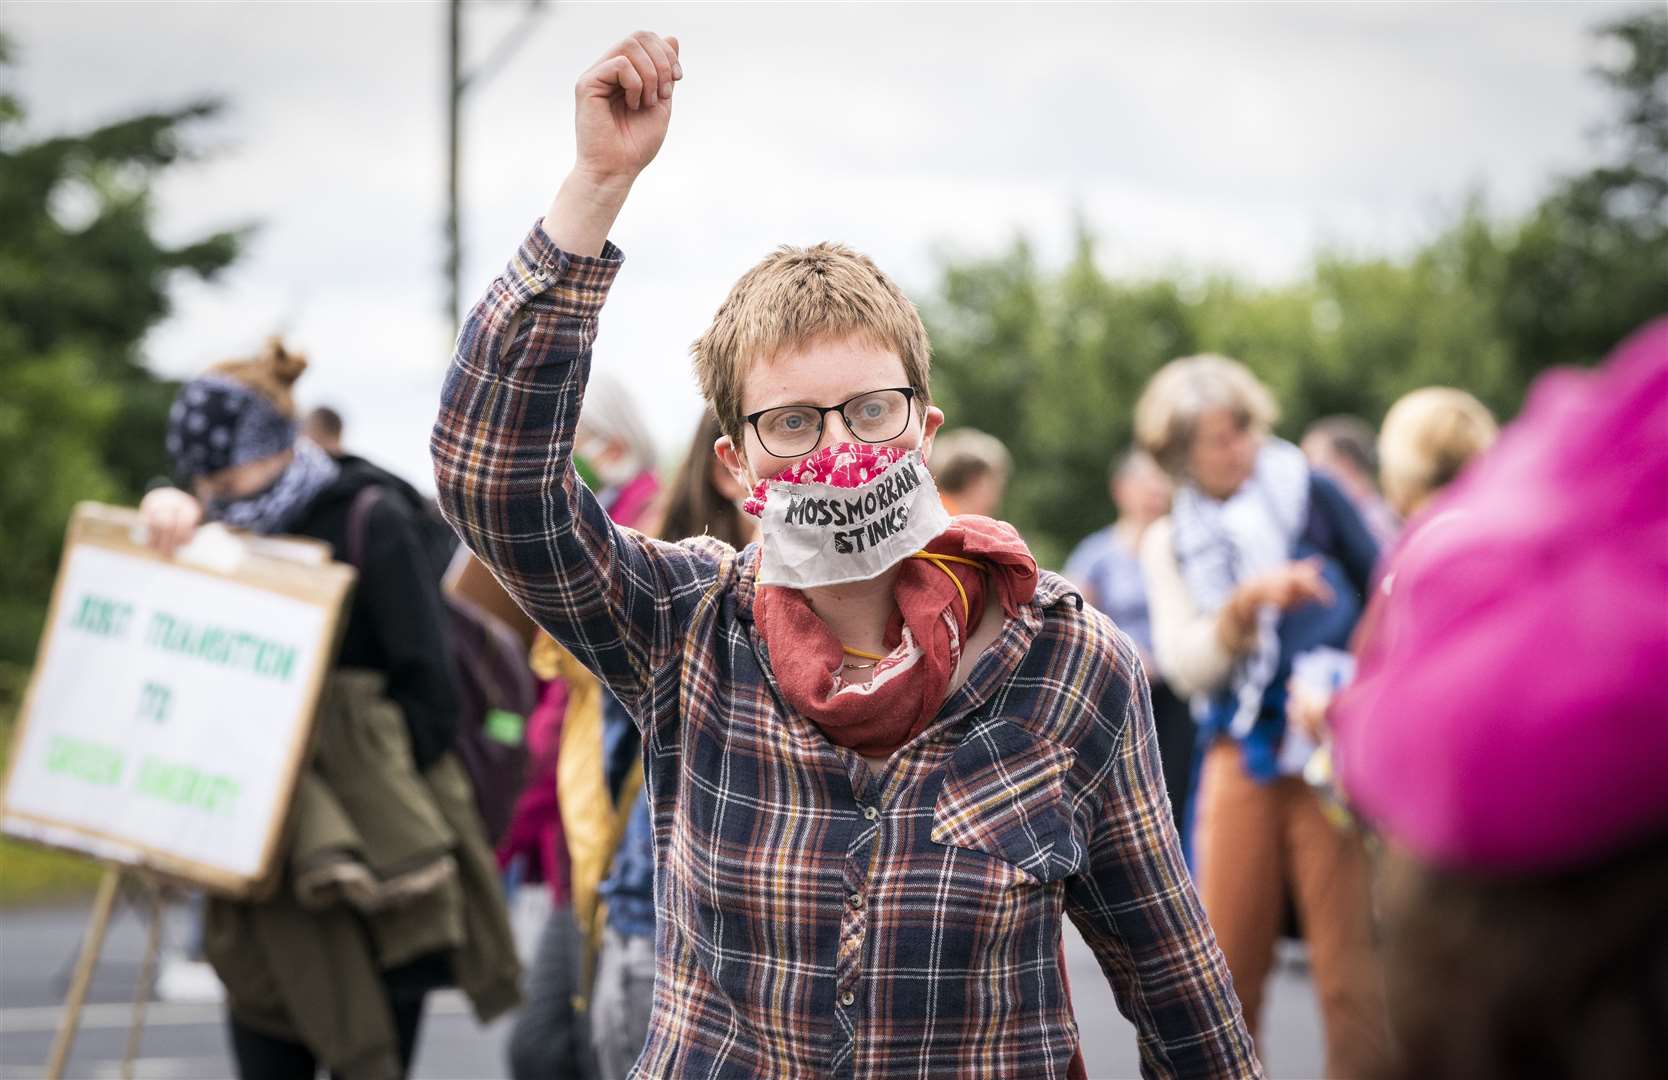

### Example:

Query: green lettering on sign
xmin=135 ymin=757 xmax=240 ymax=816
xmin=137 ymin=682 xmax=172 ymax=725
xmin=45 ymin=736 xmax=125 ymax=786
xmin=145 ymin=612 xmax=299 ymax=683
xmin=69 ymin=595 xmax=134 ymax=639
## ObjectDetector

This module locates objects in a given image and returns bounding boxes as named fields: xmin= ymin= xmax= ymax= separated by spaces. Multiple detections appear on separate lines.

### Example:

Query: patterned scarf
xmin=754 ymin=516 xmax=1037 ymax=758
xmin=1170 ymin=438 xmax=1310 ymax=735
xmin=167 ymin=373 xmax=339 ymax=537
xmin=210 ymin=438 xmax=340 ymax=536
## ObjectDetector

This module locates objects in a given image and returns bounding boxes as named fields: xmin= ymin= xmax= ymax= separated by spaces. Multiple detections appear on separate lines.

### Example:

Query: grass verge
xmin=0 ymin=670 xmax=104 ymax=907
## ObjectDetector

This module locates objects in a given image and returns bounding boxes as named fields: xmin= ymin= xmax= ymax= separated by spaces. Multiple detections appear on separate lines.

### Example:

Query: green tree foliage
xmin=1499 ymin=9 xmax=1668 ymax=374
xmin=921 ymin=9 xmax=1666 ymax=568
xmin=0 ymin=38 xmax=243 ymax=682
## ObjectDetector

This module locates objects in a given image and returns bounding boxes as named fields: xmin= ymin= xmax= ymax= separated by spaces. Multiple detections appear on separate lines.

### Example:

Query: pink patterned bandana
xmin=742 ymin=442 xmax=914 ymax=517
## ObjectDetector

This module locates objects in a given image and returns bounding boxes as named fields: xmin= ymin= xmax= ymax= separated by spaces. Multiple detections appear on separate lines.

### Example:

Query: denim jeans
xmin=590 ymin=925 xmax=655 ymax=1080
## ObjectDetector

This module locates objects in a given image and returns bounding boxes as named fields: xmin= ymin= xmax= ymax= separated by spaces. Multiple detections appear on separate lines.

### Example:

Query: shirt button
xmin=840 ymin=990 xmax=856 ymax=1007
xmin=533 ymin=265 xmax=549 ymax=281
xmin=862 ymin=805 xmax=879 ymax=821
xmin=849 ymin=893 xmax=863 ymax=909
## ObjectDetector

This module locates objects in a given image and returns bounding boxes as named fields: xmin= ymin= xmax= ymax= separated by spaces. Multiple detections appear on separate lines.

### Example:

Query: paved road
xmin=1 ymin=898 xmax=1323 ymax=1079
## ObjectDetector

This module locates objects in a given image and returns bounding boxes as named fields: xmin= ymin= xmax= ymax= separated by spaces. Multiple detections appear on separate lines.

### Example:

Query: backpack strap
xmin=345 ymin=485 xmax=384 ymax=569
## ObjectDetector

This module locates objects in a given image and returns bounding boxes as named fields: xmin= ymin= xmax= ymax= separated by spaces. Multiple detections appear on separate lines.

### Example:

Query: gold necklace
xmin=840 ymin=645 xmax=885 ymax=671
xmin=834 ymin=551 xmax=989 ymax=673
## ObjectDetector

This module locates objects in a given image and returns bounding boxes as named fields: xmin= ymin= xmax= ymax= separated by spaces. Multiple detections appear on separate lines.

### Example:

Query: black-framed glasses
xmin=745 ymin=387 xmax=917 ymax=458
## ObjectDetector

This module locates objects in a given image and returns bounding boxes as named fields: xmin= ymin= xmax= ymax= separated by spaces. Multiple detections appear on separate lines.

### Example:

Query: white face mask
xmin=753 ymin=446 xmax=951 ymax=589
xmin=575 ymin=434 xmax=641 ymax=491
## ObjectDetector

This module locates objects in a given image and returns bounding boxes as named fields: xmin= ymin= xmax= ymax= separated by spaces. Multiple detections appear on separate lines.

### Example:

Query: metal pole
xmin=446 ymin=0 xmax=547 ymax=335
xmin=446 ymin=0 xmax=463 ymax=335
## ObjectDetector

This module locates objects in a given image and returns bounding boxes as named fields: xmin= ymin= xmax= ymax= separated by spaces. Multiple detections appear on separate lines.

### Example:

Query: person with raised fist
xmin=433 ymin=32 xmax=1258 ymax=1079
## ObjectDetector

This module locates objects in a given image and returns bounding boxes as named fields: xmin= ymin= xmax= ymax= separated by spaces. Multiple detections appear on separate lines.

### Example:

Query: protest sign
xmin=1 ymin=502 xmax=356 ymax=896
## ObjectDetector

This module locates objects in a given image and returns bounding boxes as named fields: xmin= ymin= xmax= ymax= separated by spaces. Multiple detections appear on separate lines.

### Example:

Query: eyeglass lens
xmin=754 ymin=389 xmax=911 ymax=456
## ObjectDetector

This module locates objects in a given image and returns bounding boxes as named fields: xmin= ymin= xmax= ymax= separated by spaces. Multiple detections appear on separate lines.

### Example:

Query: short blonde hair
xmin=1133 ymin=354 xmax=1279 ymax=478
xmin=691 ymin=242 xmax=931 ymax=444
xmin=1378 ymin=387 xmax=1498 ymax=517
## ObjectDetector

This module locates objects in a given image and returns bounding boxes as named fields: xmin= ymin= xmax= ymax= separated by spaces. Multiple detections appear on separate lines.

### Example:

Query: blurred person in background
xmin=1330 ymin=320 xmax=1667 ymax=1080
xmin=1064 ymin=448 xmax=1197 ymax=846
xmin=505 ymin=373 xmax=659 ymax=1080
xmin=1288 ymin=387 xmax=1499 ymax=743
xmin=572 ymin=373 xmax=661 ymax=528
xmin=589 ymin=409 xmax=758 ymax=1079
xmin=1375 ymin=389 xmax=1500 ymax=525
xmin=1136 ymin=354 xmax=1388 ymax=1077
xmin=155 ymin=405 xmax=464 ymax=1007
xmin=926 ymin=426 xmax=1011 ymax=518
xmin=1302 ymin=415 xmax=1400 ymax=547
xmin=140 ymin=339 xmax=518 ymax=1080
xmin=302 ymin=405 xmax=345 ymax=457
xmin=298 ymin=402 xmax=464 ymax=584
xmin=655 ymin=408 xmax=753 ymax=547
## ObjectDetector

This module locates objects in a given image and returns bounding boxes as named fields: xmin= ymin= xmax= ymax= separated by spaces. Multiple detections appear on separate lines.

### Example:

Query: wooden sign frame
xmin=0 ymin=502 xmax=356 ymax=898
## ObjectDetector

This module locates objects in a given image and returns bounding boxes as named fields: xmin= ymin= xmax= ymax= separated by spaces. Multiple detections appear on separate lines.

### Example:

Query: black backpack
xmin=345 ymin=483 xmax=534 ymax=844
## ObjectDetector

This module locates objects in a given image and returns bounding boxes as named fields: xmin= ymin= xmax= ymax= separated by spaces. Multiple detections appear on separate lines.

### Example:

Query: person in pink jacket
xmin=1330 ymin=319 xmax=1668 ymax=1080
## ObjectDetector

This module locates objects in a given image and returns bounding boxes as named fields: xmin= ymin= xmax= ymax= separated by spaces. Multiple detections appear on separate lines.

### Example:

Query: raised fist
xmin=573 ymin=31 xmax=682 ymax=185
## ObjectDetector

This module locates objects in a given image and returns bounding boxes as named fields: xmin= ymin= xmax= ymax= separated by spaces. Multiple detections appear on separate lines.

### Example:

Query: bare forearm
xmin=541 ymin=169 xmax=635 ymax=258
xmin=1141 ymin=519 xmax=1237 ymax=695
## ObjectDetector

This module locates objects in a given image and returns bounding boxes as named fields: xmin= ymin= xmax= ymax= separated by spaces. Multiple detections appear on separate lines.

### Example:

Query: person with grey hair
xmin=1134 ymin=354 xmax=1389 ymax=1078
xmin=575 ymin=372 xmax=659 ymax=494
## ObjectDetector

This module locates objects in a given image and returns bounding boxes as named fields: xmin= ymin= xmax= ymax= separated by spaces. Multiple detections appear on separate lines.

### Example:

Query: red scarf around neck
xmin=753 ymin=516 xmax=1038 ymax=758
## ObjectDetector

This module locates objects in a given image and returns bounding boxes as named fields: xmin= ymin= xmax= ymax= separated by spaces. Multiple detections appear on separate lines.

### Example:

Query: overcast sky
xmin=10 ymin=1 xmax=1632 ymax=489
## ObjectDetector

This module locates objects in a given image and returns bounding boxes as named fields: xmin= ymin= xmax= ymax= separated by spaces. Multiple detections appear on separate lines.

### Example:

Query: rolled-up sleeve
xmin=1141 ymin=517 xmax=1235 ymax=699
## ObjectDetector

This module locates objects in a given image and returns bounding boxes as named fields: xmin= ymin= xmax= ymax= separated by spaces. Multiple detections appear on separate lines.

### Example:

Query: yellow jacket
xmin=531 ymin=634 xmax=645 ymax=1001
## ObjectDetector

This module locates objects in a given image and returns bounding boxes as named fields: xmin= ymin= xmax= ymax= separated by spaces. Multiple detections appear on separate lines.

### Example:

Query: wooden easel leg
xmin=46 ymin=864 xmax=122 ymax=1080
xmin=122 ymin=877 xmax=165 ymax=1080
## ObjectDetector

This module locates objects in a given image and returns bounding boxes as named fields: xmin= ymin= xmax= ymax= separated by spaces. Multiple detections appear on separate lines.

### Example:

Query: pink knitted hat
xmin=1331 ymin=319 xmax=1668 ymax=874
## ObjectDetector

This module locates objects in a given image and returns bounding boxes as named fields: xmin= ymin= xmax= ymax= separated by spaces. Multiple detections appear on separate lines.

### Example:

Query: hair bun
xmin=261 ymin=337 xmax=309 ymax=386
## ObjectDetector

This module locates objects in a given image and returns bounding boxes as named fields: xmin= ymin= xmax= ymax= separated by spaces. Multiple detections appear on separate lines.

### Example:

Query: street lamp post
xmin=445 ymin=0 xmax=549 ymax=336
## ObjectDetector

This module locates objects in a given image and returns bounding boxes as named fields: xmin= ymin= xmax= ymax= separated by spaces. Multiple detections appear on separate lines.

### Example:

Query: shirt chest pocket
xmin=930 ymin=721 xmax=1083 ymax=885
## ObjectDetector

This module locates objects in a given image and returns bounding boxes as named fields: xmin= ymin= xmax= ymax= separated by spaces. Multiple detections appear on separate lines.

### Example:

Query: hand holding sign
xmin=138 ymin=487 xmax=204 ymax=558
xmin=2 ymin=503 xmax=354 ymax=895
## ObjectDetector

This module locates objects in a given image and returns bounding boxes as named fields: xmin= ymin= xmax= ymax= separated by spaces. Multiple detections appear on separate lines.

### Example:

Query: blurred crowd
xmin=135 ymin=310 xmax=1664 ymax=1080
xmin=140 ymin=344 xmax=768 ymax=1080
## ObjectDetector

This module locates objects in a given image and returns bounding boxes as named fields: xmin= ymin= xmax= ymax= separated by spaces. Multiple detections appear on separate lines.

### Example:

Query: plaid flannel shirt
xmin=431 ymin=222 xmax=1261 ymax=1080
